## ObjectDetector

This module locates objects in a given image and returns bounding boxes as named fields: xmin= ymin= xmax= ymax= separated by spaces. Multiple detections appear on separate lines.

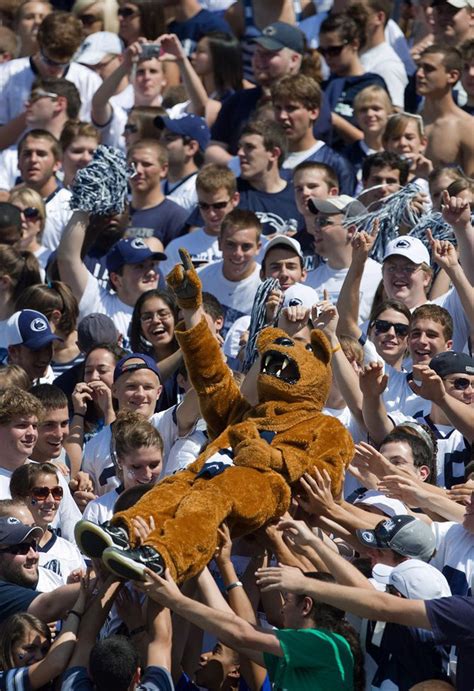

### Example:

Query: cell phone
xmin=140 ymin=43 xmax=161 ymax=60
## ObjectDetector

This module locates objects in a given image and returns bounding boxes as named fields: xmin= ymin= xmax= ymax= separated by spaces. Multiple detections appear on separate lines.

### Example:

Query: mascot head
xmin=256 ymin=327 xmax=332 ymax=408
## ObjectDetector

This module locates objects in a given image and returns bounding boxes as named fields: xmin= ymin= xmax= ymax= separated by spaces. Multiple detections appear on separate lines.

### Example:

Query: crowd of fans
xmin=0 ymin=0 xmax=472 ymax=688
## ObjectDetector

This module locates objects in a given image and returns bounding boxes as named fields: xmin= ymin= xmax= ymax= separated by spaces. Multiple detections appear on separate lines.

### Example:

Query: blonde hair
xmin=9 ymin=187 xmax=46 ymax=233
xmin=71 ymin=0 xmax=119 ymax=33
xmin=353 ymin=85 xmax=393 ymax=114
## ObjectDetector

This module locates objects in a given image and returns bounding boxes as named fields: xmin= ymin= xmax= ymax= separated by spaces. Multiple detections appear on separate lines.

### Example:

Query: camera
xmin=140 ymin=43 xmax=161 ymax=60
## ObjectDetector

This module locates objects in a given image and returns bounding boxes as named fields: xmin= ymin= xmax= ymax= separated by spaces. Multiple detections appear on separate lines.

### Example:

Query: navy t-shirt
xmin=236 ymin=178 xmax=304 ymax=236
xmin=169 ymin=9 xmax=231 ymax=56
xmin=281 ymin=144 xmax=356 ymax=196
xmin=211 ymin=86 xmax=333 ymax=155
xmin=0 ymin=580 xmax=39 ymax=624
xmin=426 ymin=596 xmax=474 ymax=691
xmin=131 ymin=199 xmax=189 ymax=247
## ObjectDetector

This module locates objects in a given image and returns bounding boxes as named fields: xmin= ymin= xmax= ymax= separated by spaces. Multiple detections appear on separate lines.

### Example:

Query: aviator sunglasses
xmin=30 ymin=485 xmax=64 ymax=501
xmin=371 ymin=319 xmax=409 ymax=338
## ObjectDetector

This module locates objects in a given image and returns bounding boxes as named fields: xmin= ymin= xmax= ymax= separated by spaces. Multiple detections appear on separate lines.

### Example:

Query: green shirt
xmin=263 ymin=627 xmax=354 ymax=691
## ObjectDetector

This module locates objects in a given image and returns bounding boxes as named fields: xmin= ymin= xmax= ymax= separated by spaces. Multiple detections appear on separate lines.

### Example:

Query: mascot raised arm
xmin=75 ymin=250 xmax=354 ymax=583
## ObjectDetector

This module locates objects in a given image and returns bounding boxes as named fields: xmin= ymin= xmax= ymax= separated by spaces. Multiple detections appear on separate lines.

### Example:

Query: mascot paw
xmin=166 ymin=248 xmax=202 ymax=310
xmin=233 ymin=437 xmax=283 ymax=472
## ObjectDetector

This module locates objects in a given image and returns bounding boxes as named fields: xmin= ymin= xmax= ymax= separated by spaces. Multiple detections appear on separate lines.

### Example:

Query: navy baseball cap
xmin=430 ymin=351 xmax=474 ymax=377
xmin=113 ymin=353 xmax=161 ymax=383
xmin=77 ymin=313 xmax=119 ymax=352
xmin=0 ymin=517 xmax=43 ymax=546
xmin=5 ymin=310 xmax=62 ymax=350
xmin=253 ymin=21 xmax=305 ymax=55
xmin=154 ymin=114 xmax=210 ymax=151
xmin=106 ymin=237 xmax=167 ymax=274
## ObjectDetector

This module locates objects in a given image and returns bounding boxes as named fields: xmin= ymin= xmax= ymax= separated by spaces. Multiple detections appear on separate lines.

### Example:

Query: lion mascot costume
xmin=76 ymin=250 xmax=354 ymax=583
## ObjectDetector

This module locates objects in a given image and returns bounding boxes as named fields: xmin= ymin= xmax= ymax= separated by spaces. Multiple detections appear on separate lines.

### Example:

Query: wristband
xmin=129 ymin=625 xmax=147 ymax=637
xmin=73 ymin=412 xmax=86 ymax=418
xmin=331 ymin=344 xmax=342 ymax=354
xmin=68 ymin=609 xmax=83 ymax=620
xmin=225 ymin=581 xmax=243 ymax=592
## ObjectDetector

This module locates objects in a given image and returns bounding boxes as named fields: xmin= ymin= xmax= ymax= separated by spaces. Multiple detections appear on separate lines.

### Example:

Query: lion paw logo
xmin=30 ymin=318 xmax=48 ymax=332
xmin=130 ymin=238 xmax=147 ymax=250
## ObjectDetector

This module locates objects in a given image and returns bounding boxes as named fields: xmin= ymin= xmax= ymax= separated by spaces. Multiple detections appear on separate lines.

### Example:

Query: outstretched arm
xmin=57 ymin=210 xmax=91 ymax=304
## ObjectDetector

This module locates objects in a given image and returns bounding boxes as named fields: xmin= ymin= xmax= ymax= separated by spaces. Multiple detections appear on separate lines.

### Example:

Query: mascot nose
xmin=274 ymin=337 xmax=294 ymax=346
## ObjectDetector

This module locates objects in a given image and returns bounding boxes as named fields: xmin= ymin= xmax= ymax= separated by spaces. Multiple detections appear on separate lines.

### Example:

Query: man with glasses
xmin=0 ymin=11 xmax=101 ymax=150
xmin=155 ymin=114 xmax=210 ymax=212
xmin=0 ymin=515 xmax=81 ymax=625
xmin=160 ymin=163 xmax=240 ymax=275
xmin=305 ymin=195 xmax=382 ymax=322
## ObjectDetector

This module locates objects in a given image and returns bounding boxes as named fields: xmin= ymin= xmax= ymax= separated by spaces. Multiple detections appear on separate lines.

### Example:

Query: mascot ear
xmin=256 ymin=327 xmax=288 ymax=353
xmin=310 ymin=329 xmax=332 ymax=365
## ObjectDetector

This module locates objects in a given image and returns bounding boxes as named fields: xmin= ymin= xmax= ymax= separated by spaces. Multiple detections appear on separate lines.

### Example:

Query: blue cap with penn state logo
xmin=154 ymin=114 xmax=210 ymax=151
xmin=253 ymin=21 xmax=305 ymax=54
xmin=5 ymin=309 xmax=62 ymax=350
xmin=0 ymin=516 xmax=43 ymax=546
xmin=106 ymin=237 xmax=167 ymax=274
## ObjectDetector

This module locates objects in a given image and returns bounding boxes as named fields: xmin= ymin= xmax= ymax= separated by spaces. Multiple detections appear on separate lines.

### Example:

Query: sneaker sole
xmin=102 ymin=547 xmax=152 ymax=581
xmin=75 ymin=521 xmax=115 ymax=559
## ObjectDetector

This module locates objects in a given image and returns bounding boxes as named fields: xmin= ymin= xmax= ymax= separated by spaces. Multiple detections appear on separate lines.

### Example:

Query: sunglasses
xmin=446 ymin=377 xmax=473 ymax=391
xmin=198 ymin=200 xmax=230 ymax=211
xmin=22 ymin=206 xmax=41 ymax=220
xmin=79 ymin=13 xmax=101 ymax=25
xmin=124 ymin=123 xmax=139 ymax=133
xmin=28 ymin=90 xmax=59 ymax=104
xmin=0 ymin=541 xmax=38 ymax=555
xmin=118 ymin=7 xmax=139 ymax=18
xmin=387 ymin=111 xmax=425 ymax=137
xmin=31 ymin=485 xmax=63 ymax=501
xmin=40 ymin=50 xmax=70 ymax=68
xmin=318 ymin=42 xmax=349 ymax=58
xmin=371 ymin=319 xmax=409 ymax=337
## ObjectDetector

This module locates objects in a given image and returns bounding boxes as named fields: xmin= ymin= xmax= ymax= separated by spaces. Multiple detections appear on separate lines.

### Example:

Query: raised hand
xmin=359 ymin=361 xmax=388 ymax=397
xmin=440 ymin=190 xmax=472 ymax=230
xmin=426 ymin=228 xmax=459 ymax=271
xmin=255 ymin=564 xmax=307 ymax=595
xmin=351 ymin=219 xmax=379 ymax=263
xmin=409 ymin=364 xmax=446 ymax=404
xmin=166 ymin=248 xmax=202 ymax=309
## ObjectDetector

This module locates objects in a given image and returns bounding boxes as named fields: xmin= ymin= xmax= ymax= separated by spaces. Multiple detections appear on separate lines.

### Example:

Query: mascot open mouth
xmin=260 ymin=350 xmax=300 ymax=384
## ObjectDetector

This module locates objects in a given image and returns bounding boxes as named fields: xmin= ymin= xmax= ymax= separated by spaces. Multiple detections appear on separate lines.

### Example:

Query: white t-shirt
xmin=0 ymin=58 xmax=102 ymax=123
xmin=161 ymin=227 xmax=221 ymax=276
xmin=0 ymin=146 xmax=18 ymax=190
xmin=162 ymin=418 xmax=207 ymax=477
xmin=433 ymin=287 xmax=470 ymax=354
xmin=82 ymin=407 xmax=179 ymax=495
xmin=306 ymin=257 xmax=382 ymax=323
xmin=162 ymin=172 xmax=198 ymax=211
xmin=360 ymin=42 xmax=408 ymax=109
xmin=78 ymin=272 xmax=134 ymax=348
xmin=382 ymin=367 xmax=431 ymax=418
xmin=43 ymin=188 xmax=73 ymax=251
xmin=431 ymin=521 xmax=474 ymax=595
xmin=39 ymin=532 xmax=86 ymax=584
xmin=93 ymin=102 xmax=128 ymax=152
xmin=414 ymin=414 xmax=471 ymax=489
xmin=198 ymin=261 xmax=262 ymax=337
xmin=0 ymin=461 xmax=81 ymax=543
xmin=82 ymin=486 xmax=122 ymax=524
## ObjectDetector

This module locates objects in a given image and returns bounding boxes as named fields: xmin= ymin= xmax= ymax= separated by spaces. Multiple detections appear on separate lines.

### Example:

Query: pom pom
xmin=243 ymin=278 xmax=280 ymax=373
xmin=69 ymin=145 xmax=131 ymax=214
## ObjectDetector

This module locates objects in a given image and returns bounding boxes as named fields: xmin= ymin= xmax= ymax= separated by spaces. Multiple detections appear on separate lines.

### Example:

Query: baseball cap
xmin=154 ymin=114 xmax=210 ymax=151
xmin=354 ymin=490 xmax=409 ymax=518
xmin=262 ymin=235 xmax=304 ymax=263
xmin=382 ymin=236 xmax=431 ymax=266
xmin=446 ymin=0 xmax=473 ymax=8
xmin=308 ymin=194 xmax=367 ymax=218
xmin=113 ymin=353 xmax=161 ymax=383
xmin=430 ymin=351 xmax=474 ymax=377
xmin=253 ymin=21 xmax=305 ymax=55
xmin=356 ymin=515 xmax=436 ymax=562
xmin=74 ymin=31 xmax=123 ymax=65
xmin=5 ymin=310 xmax=62 ymax=350
xmin=0 ymin=517 xmax=43 ymax=546
xmin=106 ymin=237 xmax=167 ymax=274
xmin=389 ymin=559 xmax=451 ymax=599
xmin=77 ymin=314 xmax=119 ymax=353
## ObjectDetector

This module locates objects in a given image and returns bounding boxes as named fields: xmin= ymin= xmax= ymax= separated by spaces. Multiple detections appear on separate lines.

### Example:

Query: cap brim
xmin=356 ymin=528 xmax=386 ymax=550
xmin=253 ymin=36 xmax=284 ymax=52
xmin=308 ymin=198 xmax=344 ymax=215
xmin=77 ymin=51 xmax=108 ymax=65
xmin=22 ymin=334 xmax=63 ymax=350
xmin=22 ymin=525 xmax=44 ymax=541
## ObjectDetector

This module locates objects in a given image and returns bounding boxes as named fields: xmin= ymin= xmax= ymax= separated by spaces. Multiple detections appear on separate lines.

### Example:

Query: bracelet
xmin=73 ymin=412 xmax=86 ymax=418
xmin=129 ymin=625 xmax=147 ymax=638
xmin=225 ymin=581 xmax=243 ymax=592
xmin=331 ymin=344 xmax=342 ymax=354
xmin=68 ymin=609 xmax=83 ymax=620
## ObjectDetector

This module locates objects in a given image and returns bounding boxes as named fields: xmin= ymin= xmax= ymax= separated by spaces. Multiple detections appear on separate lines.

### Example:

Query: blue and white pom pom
xmin=69 ymin=145 xmax=131 ymax=214
xmin=243 ymin=278 xmax=280 ymax=373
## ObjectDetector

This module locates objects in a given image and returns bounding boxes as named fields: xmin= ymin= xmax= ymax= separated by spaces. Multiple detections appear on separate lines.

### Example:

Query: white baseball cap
xmin=74 ymin=32 xmax=123 ymax=66
xmin=383 ymin=236 xmax=431 ymax=266
xmin=261 ymin=235 xmax=304 ymax=263
xmin=308 ymin=194 xmax=367 ymax=217
xmin=354 ymin=490 xmax=409 ymax=518
xmin=389 ymin=559 xmax=451 ymax=599
xmin=447 ymin=0 xmax=474 ymax=9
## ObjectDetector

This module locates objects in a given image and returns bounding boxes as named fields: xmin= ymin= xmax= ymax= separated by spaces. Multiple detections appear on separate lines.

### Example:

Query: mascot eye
xmin=274 ymin=337 xmax=294 ymax=347
xmin=305 ymin=344 xmax=313 ymax=351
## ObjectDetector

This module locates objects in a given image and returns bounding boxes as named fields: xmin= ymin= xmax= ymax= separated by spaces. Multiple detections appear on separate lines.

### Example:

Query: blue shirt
xmin=169 ymin=10 xmax=231 ymax=56
xmin=131 ymin=199 xmax=189 ymax=248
